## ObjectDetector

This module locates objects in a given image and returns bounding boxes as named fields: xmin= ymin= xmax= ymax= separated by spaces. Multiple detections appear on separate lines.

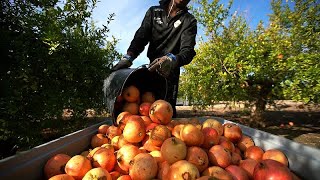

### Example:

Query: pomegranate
xmin=161 ymin=137 xmax=187 ymax=164
xmin=262 ymin=149 xmax=289 ymax=167
xmin=141 ymin=91 xmax=156 ymax=103
xmin=116 ymin=144 xmax=140 ymax=173
xmin=208 ymin=145 xmax=232 ymax=168
xmin=82 ymin=167 xmax=112 ymax=180
xmin=149 ymin=124 xmax=171 ymax=146
xmin=237 ymin=135 xmax=255 ymax=152
xmin=202 ymin=166 xmax=233 ymax=180
xmin=90 ymin=133 xmax=109 ymax=148
xmin=167 ymin=160 xmax=200 ymax=180
xmin=185 ymin=146 xmax=209 ymax=173
xmin=107 ymin=125 xmax=122 ymax=140
xmin=48 ymin=174 xmax=75 ymax=180
xmin=129 ymin=153 xmax=158 ymax=180
xmin=65 ymin=155 xmax=92 ymax=179
xmin=122 ymin=85 xmax=140 ymax=103
xmin=223 ymin=123 xmax=242 ymax=143
xmin=180 ymin=124 xmax=204 ymax=146
xmin=122 ymin=115 xmax=146 ymax=143
xmin=92 ymin=147 xmax=116 ymax=172
xmin=98 ymin=124 xmax=109 ymax=134
xmin=157 ymin=161 xmax=170 ymax=179
xmin=149 ymin=99 xmax=173 ymax=125
xmin=44 ymin=154 xmax=71 ymax=179
xmin=202 ymin=118 xmax=223 ymax=136
xmin=219 ymin=136 xmax=235 ymax=152
xmin=139 ymin=102 xmax=152 ymax=116
xmin=225 ymin=165 xmax=249 ymax=180
xmin=244 ymin=146 xmax=264 ymax=161
xmin=239 ymin=158 xmax=258 ymax=179
xmin=201 ymin=127 xmax=220 ymax=149
xmin=253 ymin=159 xmax=293 ymax=180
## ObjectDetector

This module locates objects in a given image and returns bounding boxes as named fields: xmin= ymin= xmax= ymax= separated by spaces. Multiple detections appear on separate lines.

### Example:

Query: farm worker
xmin=112 ymin=0 xmax=197 ymax=117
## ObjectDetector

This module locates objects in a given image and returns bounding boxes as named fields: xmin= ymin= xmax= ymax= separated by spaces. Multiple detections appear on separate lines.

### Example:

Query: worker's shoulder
xmin=181 ymin=11 xmax=197 ymax=25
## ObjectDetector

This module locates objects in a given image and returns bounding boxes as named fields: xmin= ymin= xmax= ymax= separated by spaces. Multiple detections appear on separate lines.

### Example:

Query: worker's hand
xmin=148 ymin=53 xmax=178 ymax=78
xmin=111 ymin=55 xmax=133 ymax=71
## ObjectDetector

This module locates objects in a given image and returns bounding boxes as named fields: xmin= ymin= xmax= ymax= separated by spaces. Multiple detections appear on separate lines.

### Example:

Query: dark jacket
xmin=127 ymin=3 xmax=197 ymax=68
xmin=127 ymin=1 xmax=197 ymax=116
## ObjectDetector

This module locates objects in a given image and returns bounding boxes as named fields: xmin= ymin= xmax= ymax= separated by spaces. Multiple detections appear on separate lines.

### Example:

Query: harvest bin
xmin=0 ymin=117 xmax=319 ymax=180
xmin=103 ymin=66 xmax=168 ymax=124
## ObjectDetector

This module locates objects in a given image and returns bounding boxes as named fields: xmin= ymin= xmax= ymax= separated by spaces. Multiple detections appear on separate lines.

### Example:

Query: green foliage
xmin=0 ymin=0 xmax=120 ymax=121
xmin=180 ymin=0 xmax=319 ymax=118
xmin=273 ymin=0 xmax=320 ymax=103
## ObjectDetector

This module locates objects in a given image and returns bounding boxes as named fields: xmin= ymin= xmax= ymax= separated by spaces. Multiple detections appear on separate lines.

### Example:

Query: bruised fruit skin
xmin=202 ymin=166 xmax=233 ymax=180
xmin=129 ymin=153 xmax=158 ymax=180
xmin=149 ymin=100 xmax=173 ymax=125
xmin=208 ymin=145 xmax=232 ymax=168
xmin=185 ymin=146 xmax=209 ymax=173
xmin=116 ymin=112 xmax=131 ymax=130
xmin=237 ymin=135 xmax=255 ymax=152
xmin=149 ymin=124 xmax=171 ymax=147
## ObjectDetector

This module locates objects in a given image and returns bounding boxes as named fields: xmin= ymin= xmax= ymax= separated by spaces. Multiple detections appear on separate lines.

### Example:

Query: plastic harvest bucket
xmin=103 ymin=66 xmax=168 ymax=125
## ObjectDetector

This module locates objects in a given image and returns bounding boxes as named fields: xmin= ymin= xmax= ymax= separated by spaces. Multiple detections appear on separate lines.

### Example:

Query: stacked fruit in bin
xmin=44 ymin=85 xmax=300 ymax=180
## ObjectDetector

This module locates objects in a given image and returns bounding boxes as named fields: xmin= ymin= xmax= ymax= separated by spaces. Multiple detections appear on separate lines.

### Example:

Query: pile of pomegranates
xmin=44 ymin=86 xmax=300 ymax=180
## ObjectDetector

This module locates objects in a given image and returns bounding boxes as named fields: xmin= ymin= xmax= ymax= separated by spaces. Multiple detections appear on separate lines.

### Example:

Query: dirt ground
xmin=176 ymin=100 xmax=320 ymax=149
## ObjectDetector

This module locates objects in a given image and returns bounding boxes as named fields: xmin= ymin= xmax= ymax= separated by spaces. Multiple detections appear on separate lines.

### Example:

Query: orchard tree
xmin=272 ymin=0 xmax=320 ymax=103
xmin=1 ymin=1 xmax=120 ymax=122
xmin=180 ymin=0 xmax=319 ymax=125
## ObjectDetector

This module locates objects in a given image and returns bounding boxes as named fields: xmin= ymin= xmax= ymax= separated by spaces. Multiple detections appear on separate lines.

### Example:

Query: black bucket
xmin=103 ymin=66 xmax=168 ymax=125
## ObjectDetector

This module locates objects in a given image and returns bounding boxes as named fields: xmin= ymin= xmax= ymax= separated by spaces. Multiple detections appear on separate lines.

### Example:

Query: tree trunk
xmin=251 ymin=97 xmax=267 ymax=127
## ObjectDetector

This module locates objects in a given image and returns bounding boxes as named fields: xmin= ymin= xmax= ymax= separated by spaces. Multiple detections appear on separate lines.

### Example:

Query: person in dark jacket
xmin=112 ymin=0 xmax=197 ymax=117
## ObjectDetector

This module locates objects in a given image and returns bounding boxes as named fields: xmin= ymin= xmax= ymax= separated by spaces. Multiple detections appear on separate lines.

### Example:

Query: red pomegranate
xmin=253 ymin=159 xmax=293 ymax=180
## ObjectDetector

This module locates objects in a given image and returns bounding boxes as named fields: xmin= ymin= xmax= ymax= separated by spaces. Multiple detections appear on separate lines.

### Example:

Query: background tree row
xmin=179 ymin=0 xmax=319 ymax=124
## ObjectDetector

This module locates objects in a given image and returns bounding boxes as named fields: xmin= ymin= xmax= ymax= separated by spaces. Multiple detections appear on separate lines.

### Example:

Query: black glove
xmin=148 ymin=53 xmax=178 ymax=78
xmin=111 ymin=55 xmax=133 ymax=71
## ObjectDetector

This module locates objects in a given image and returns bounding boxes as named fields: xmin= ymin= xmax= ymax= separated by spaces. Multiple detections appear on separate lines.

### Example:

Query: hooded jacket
xmin=127 ymin=0 xmax=197 ymax=68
